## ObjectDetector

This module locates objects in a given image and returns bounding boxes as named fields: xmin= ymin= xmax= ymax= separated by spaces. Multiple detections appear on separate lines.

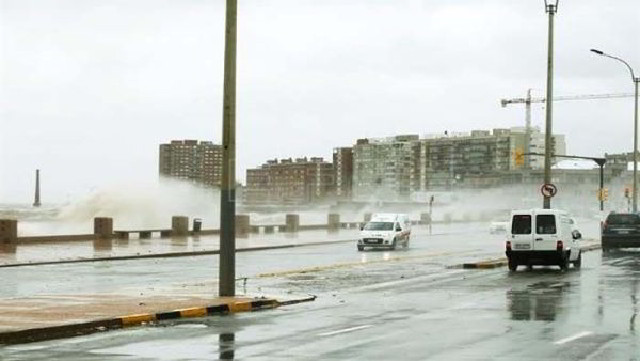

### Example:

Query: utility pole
xmin=543 ymin=0 xmax=558 ymax=209
xmin=219 ymin=0 xmax=237 ymax=297
xmin=33 ymin=169 xmax=41 ymax=207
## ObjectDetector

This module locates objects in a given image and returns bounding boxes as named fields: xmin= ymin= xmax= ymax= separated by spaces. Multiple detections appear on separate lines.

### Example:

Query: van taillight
xmin=506 ymin=241 xmax=512 ymax=251
xmin=556 ymin=240 xmax=563 ymax=250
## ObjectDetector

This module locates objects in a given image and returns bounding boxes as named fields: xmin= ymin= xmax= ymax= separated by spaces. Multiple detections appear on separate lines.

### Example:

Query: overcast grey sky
xmin=1 ymin=0 xmax=639 ymax=203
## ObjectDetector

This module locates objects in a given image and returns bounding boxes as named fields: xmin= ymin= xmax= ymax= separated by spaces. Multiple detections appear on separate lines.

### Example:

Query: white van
xmin=506 ymin=208 xmax=582 ymax=271
xmin=357 ymin=214 xmax=411 ymax=251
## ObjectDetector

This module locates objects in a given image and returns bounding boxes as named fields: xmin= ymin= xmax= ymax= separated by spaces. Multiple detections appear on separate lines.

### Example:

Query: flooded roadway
xmin=2 ymin=219 xmax=636 ymax=360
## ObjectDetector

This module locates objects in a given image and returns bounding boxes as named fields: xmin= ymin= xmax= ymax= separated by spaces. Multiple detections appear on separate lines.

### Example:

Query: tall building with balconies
xmin=352 ymin=135 xmax=419 ymax=201
xmin=333 ymin=147 xmax=353 ymax=200
xmin=159 ymin=140 xmax=223 ymax=187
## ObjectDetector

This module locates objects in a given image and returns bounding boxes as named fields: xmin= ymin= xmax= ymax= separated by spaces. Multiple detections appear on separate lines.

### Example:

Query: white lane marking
xmin=554 ymin=331 xmax=594 ymax=345
xmin=318 ymin=325 xmax=373 ymax=337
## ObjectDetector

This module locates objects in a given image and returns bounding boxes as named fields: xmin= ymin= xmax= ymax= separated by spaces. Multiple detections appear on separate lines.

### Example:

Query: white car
xmin=357 ymin=214 xmax=411 ymax=251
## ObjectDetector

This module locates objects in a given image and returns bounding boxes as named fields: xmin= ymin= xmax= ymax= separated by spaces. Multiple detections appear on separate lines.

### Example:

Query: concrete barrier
xmin=327 ymin=214 xmax=340 ymax=232
xmin=171 ymin=216 xmax=189 ymax=237
xmin=0 ymin=220 xmax=17 ymax=244
xmin=93 ymin=217 xmax=113 ymax=239
xmin=285 ymin=214 xmax=299 ymax=233
xmin=235 ymin=215 xmax=251 ymax=237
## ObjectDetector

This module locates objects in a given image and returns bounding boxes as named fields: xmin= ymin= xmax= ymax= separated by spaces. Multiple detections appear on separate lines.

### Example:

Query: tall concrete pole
xmin=33 ymin=169 xmax=41 ymax=207
xmin=543 ymin=1 xmax=557 ymax=209
xmin=219 ymin=0 xmax=237 ymax=297
xmin=634 ymin=79 xmax=639 ymax=212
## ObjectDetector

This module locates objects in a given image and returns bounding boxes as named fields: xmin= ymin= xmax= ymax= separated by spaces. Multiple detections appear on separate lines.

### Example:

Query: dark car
xmin=601 ymin=213 xmax=640 ymax=251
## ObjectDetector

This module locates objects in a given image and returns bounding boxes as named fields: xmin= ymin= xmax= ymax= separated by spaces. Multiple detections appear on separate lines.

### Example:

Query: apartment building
xmin=159 ymin=140 xmax=223 ymax=187
xmin=352 ymin=135 xmax=419 ymax=201
xmin=244 ymin=157 xmax=335 ymax=204
xmin=333 ymin=147 xmax=353 ymax=200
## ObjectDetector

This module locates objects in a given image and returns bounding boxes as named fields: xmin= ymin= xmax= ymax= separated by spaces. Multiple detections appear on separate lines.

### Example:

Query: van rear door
xmin=533 ymin=212 xmax=558 ymax=251
xmin=511 ymin=213 xmax=533 ymax=251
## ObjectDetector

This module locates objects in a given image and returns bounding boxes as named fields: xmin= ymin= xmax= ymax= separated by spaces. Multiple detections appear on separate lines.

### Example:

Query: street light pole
xmin=590 ymin=48 xmax=640 ymax=212
xmin=543 ymin=0 xmax=558 ymax=209
xmin=219 ymin=0 xmax=237 ymax=297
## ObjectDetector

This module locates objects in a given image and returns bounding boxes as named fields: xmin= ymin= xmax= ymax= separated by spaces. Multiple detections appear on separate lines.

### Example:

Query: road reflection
xmin=601 ymin=249 xmax=640 ymax=333
xmin=507 ymin=281 xmax=570 ymax=321
xmin=219 ymin=332 xmax=235 ymax=360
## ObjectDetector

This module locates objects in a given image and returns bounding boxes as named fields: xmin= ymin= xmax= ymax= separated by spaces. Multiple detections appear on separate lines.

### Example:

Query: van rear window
xmin=512 ymin=215 xmax=531 ymax=234
xmin=536 ymin=215 xmax=556 ymax=234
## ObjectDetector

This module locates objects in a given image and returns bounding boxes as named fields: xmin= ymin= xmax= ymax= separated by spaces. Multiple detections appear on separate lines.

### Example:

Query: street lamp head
xmin=590 ymin=49 xmax=605 ymax=55
xmin=544 ymin=0 xmax=559 ymax=13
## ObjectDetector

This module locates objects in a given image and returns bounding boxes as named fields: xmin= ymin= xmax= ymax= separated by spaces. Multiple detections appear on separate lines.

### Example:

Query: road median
xmin=0 ymin=295 xmax=315 ymax=345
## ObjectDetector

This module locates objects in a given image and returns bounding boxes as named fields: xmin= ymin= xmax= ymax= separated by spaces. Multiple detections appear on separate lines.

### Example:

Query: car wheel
xmin=391 ymin=239 xmax=397 ymax=250
xmin=573 ymin=251 xmax=582 ymax=268
xmin=357 ymin=245 xmax=364 ymax=252
xmin=508 ymin=258 xmax=517 ymax=271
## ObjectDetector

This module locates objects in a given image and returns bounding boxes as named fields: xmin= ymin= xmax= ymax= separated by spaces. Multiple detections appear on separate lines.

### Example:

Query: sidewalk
xmin=0 ymin=287 xmax=314 ymax=344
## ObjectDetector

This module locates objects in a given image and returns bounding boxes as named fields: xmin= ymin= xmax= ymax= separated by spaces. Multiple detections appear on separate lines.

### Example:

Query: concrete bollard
xmin=235 ymin=215 xmax=251 ymax=237
xmin=0 ymin=219 xmax=18 ymax=244
xmin=364 ymin=213 xmax=372 ymax=223
xmin=327 ymin=214 xmax=340 ymax=232
xmin=285 ymin=214 xmax=300 ymax=233
xmin=420 ymin=213 xmax=432 ymax=225
xmin=172 ymin=216 xmax=189 ymax=237
xmin=93 ymin=217 xmax=113 ymax=239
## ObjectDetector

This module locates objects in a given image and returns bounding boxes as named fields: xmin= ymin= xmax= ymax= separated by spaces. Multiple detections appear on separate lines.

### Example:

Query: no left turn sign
xmin=541 ymin=183 xmax=558 ymax=198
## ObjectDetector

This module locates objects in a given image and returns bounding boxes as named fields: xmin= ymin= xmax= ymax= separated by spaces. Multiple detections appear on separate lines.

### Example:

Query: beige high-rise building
xmin=159 ymin=140 xmax=223 ymax=187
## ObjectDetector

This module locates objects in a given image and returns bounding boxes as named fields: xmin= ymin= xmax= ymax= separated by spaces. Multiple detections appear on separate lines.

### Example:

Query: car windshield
xmin=364 ymin=222 xmax=394 ymax=231
xmin=606 ymin=214 xmax=640 ymax=225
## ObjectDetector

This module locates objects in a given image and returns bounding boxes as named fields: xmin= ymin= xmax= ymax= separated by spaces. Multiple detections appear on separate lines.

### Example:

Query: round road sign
xmin=541 ymin=183 xmax=558 ymax=198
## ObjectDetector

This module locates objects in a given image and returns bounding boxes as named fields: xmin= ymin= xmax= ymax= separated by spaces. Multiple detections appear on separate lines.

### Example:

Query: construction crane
xmin=500 ymin=90 xmax=635 ymax=169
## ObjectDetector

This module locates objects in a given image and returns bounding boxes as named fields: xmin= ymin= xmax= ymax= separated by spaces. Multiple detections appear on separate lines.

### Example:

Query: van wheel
xmin=508 ymin=258 xmax=517 ymax=271
xmin=573 ymin=252 xmax=582 ymax=268
xmin=357 ymin=245 xmax=364 ymax=252
xmin=559 ymin=256 xmax=569 ymax=271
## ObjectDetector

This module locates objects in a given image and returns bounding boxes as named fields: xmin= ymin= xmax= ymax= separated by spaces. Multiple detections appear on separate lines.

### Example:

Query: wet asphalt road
xmin=3 ymin=220 xmax=638 ymax=360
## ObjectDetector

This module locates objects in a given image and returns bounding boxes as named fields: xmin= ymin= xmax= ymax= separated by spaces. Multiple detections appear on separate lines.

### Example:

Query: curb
xmin=0 ymin=296 xmax=315 ymax=345
xmin=454 ymin=243 xmax=603 ymax=270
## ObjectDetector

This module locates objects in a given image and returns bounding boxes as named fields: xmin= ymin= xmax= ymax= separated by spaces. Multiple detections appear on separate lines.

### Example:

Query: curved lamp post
xmin=591 ymin=49 xmax=640 ymax=212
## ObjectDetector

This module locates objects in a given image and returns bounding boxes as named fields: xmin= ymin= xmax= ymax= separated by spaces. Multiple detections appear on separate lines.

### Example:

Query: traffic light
xmin=598 ymin=188 xmax=609 ymax=201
